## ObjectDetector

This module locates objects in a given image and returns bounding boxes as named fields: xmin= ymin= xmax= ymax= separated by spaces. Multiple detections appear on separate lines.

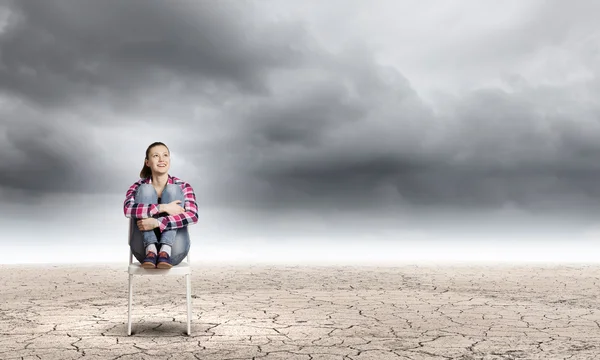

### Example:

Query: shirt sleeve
xmin=155 ymin=182 xmax=199 ymax=232
xmin=123 ymin=180 xmax=162 ymax=219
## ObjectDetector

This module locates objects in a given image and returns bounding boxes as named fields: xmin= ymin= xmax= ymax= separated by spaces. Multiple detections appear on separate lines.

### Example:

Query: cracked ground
xmin=2 ymin=264 xmax=600 ymax=359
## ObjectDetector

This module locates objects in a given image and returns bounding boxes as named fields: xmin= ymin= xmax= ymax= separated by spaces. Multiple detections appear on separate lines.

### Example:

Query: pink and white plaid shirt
xmin=123 ymin=174 xmax=198 ymax=232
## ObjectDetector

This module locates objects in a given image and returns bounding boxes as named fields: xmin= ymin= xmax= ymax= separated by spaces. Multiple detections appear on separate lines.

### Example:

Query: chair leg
xmin=128 ymin=274 xmax=133 ymax=336
xmin=186 ymin=274 xmax=192 ymax=335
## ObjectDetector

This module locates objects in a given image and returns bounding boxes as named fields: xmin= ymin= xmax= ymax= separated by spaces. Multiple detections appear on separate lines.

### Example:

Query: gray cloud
xmin=0 ymin=0 xmax=305 ymax=108
xmin=0 ymin=0 xmax=310 ymax=199
xmin=199 ymin=57 xmax=600 ymax=211
xmin=0 ymin=103 xmax=112 ymax=197
xmin=2 ymin=0 xmax=600 ymax=216
xmin=293 ymin=87 xmax=599 ymax=209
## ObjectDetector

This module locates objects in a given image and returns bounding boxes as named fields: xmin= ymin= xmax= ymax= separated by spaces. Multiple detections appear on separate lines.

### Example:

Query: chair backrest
xmin=128 ymin=219 xmax=190 ymax=265
xmin=128 ymin=220 xmax=133 ymax=265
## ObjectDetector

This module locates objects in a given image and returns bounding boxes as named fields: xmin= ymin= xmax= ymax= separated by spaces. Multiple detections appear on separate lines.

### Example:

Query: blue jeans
xmin=130 ymin=184 xmax=191 ymax=265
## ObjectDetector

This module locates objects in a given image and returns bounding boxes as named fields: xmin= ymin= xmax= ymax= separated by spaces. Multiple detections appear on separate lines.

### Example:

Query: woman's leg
xmin=159 ymin=184 xmax=191 ymax=265
xmin=130 ymin=184 xmax=159 ymax=263
xmin=170 ymin=227 xmax=191 ymax=266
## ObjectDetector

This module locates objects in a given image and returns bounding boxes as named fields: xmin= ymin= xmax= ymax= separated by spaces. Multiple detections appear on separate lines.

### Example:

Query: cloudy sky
xmin=2 ymin=0 xmax=600 ymax=264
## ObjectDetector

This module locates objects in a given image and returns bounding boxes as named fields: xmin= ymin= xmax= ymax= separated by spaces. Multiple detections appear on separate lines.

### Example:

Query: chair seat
xmin=128 ymin=262 xmax=191 ymax=276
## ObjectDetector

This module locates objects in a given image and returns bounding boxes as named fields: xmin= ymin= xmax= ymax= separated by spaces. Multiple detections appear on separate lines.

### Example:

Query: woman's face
xmin=145 ymin=145 xmax=170 ymax=175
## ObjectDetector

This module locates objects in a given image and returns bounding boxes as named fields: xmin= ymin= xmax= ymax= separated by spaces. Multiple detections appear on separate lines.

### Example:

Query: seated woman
xmin=123 ymin=141 xmax=199 ymax=269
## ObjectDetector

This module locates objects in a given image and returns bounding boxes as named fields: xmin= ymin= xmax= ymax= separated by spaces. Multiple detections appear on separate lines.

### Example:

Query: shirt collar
xmin=147 ymin=174 xmax=172 ymax=184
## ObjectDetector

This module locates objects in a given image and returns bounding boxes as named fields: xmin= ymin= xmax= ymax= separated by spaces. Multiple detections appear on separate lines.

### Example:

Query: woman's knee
xmin=162 ymin=184 xmax=184 ymax=202
xmin=135 ymin=184 xmax=157 ymax=202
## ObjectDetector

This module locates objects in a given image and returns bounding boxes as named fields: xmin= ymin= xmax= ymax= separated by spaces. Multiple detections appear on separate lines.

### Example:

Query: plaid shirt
xmin=123 ymin=174 xmax=198 ymax=232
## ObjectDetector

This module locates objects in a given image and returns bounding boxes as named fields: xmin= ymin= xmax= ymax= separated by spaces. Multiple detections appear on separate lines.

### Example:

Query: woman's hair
xmin=140 ymin=141 xmax=170 ymax=179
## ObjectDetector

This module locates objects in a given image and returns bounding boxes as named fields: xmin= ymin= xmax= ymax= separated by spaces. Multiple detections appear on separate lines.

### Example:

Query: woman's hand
xmin=137 ymin=218 xmax=159 ymax=231
xmin=162 ymin=200 xmax=185 ymax=215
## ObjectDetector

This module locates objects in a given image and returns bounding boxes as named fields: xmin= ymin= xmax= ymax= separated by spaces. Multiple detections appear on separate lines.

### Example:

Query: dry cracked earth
xmin=1 ymin=264 xmax=600 ymax=359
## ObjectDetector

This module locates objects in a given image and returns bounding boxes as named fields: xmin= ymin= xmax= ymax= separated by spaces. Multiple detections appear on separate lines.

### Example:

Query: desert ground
xmin=1 ymin=263 xmax=600 ymax=359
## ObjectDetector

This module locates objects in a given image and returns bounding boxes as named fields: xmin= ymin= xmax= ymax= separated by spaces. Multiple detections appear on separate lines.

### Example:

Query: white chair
xmin=127 ymin=220 xmax=192 ymax=336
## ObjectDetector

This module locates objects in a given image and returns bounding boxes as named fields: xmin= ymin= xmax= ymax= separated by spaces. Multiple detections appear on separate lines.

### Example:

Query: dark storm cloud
xmin=203 ymin=58 xmax=600 ymax=211
xmin=0 ymin=0 xmax=304 ymax=108
xmin=3 ymin=0 xmax=600 ymax=214
xmin=0 ymin=0 xmax=308 ymax=197
xmin=0 ymin=107 xmax=103 ymax=196
xmin=247 ymin=81 xmax=368 ymax=147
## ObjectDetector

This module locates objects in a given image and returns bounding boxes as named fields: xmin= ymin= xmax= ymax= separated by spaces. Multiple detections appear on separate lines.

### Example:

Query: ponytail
xmin=140 ymin=163 xmax=152 ymax=179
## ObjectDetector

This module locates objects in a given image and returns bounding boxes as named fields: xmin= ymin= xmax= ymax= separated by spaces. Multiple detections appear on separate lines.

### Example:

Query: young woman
xmin=123 ymin=142 xmax=198 ymax=268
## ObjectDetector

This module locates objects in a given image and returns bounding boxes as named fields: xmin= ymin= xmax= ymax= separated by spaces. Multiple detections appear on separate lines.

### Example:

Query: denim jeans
xmin=130 ymin=184 xmax=191 ymax=265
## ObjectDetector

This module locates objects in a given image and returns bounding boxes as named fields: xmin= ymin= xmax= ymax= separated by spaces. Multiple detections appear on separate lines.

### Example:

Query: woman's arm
xmin=155 ymin=182 xmax=199 ymax=231
xmin=123 ymin=180 xmax=162 ymax=219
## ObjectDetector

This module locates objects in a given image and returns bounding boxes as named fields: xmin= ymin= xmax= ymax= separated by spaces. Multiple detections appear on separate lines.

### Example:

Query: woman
xmin=123 ymin=142 xmax=198 ymax=269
